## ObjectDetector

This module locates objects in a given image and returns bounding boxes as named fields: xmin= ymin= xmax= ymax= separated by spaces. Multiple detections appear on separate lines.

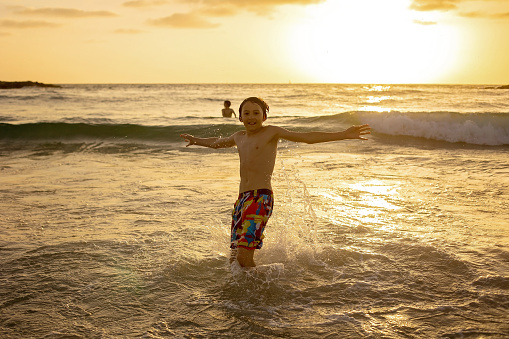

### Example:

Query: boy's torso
xmin=234 ymin=126 xmax=278 ymax=193
xmin=222 ymin=108 xmax=234 ymax=117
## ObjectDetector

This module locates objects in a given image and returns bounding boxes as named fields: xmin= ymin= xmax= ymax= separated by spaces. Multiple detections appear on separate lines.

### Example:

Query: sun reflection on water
xmin=349 ymin=180 xmax=399 ymax=198
xmin=318 ymin=180 xmax=403 ymax=231
xmin=365 ymin=85 xmax=391 ymax=92
xmin=359 ymin=105 xmax=390 ymax=113
xmin=366 ymin=95 xmax=392 ymax=104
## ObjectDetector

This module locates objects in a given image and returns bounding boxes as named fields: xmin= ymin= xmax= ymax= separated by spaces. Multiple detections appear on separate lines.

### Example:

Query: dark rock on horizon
xmin=0 ymin=81 xmax=61 ymax=89
xmin=487 ymin=84 xmax=509 ymax=89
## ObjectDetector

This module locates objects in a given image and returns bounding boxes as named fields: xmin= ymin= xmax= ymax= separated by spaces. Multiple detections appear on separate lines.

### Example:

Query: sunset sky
xmin=1 ymin=0 xmax=508 ymax=84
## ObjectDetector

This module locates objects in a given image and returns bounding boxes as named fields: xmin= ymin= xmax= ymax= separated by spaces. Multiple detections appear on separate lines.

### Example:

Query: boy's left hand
xmin=180 ymin=134 xmax=195 ymax=147
xmin=344 ymin=124 xmax=371 ymax=140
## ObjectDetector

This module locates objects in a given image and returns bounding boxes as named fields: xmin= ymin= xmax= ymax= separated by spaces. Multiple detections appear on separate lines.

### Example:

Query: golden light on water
xmin=349 ymin=181 xmax=402 ymax=214
xmin=318 ymin=180 xmax=402 ymax=230
xmin=365 ymin=96 xmax=389 ymax=104
xmin=357 ymin=85 xmax=394 ymax=112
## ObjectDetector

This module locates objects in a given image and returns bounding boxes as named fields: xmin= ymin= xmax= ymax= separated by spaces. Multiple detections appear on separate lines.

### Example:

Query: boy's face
xmin=241 ymin=101 xmax=265 ymax=131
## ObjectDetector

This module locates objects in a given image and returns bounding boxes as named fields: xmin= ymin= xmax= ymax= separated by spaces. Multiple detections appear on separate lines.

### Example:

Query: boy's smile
xmin=241 ymin=101 xmax=266 ymax=133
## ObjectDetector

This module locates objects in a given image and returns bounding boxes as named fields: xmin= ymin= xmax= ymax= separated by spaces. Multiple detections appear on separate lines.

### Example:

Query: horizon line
xmin=2 ymin=80 xmax=508 ymax=86
xmin=5 ymin=82 xmax=507 ymax=86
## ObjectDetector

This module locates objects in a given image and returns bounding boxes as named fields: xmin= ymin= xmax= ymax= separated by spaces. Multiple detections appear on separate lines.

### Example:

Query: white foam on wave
xmin=358 ymin=111 xmax=509 ymax=146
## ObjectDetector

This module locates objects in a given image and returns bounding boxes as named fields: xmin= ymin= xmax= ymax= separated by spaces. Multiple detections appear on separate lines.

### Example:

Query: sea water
xmin=0 ymin=84 xmax=508 ymax=338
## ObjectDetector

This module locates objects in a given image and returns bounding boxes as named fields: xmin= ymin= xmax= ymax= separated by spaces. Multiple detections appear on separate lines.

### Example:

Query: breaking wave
xmin=1 ymin=111 xmax=508 ymax=147
xmin=355 ymin=111 xmax=509 ymax=146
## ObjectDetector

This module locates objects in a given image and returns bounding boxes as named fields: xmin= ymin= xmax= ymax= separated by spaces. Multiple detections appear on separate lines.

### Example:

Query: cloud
xmin=198 ymin=6 xmax=239 ymax=17
xmin=123 ymin=0 xmax=168 ymax=7
xmin=148 ymin=12 xmax=220 ymax=28
xmin=413 ymin=19 xmax=437 ymax=25
xmin=0 ymin=19 xmax=60 ymax=28
xmin=194 ymin=0 xmax=326 ymax=15
xmin=409 ymin=0 xmax=509 ymax=20
xmin=201 ymin=0 xmax=325 ymax=7
xmin=492 ymin=11 xmax=509 ymax=19
xmin=12 ymin=7 xmax=117 ymax=18
xmin=409 ymin=0 xmax=460 ymax=12
xmin=459 ymin=11 xmax=509 ymax=19
xmin=148 ymin=0 xmax=326 ymax=29
xmin=458 ymin=11 xmax=486 ymax=18
xmin=114 ymin=28 xmax=146 ymax=34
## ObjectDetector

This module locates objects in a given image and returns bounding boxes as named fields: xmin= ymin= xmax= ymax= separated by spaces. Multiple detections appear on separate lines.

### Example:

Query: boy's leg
xmin=236 ymin=248 xmax=255 ymax=267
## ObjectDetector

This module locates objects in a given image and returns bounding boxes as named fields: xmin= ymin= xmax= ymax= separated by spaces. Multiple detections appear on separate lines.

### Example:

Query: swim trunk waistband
xmin=237 ymin=189 xmax=273 ymax=199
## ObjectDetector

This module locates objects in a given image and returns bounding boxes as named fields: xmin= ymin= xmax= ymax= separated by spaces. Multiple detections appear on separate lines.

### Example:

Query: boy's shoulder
xmin=257 ymin=125 xmax=285 ymax=139
xmin=257 ymin=125 xmax=280 ymax=134
xmin=264 ymin=125 xmax=286 ymax=135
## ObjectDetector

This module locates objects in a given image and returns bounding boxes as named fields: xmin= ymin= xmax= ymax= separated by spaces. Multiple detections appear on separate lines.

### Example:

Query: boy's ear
xmin=263 ymin=114 xmax=267 ymax=121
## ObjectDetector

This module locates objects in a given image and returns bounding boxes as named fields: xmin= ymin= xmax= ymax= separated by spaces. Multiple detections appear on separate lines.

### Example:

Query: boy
xmin=222 ymin=100 xmax=236 ymax=118
xmin=181 ymin=97 xmax=370 ymax=268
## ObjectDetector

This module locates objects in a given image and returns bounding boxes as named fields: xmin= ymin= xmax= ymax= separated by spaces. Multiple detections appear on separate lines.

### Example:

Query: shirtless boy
xmin=181 ymin=97 xmax=370 ymax=268
xmin=222 ymin=100 xmax=236 ymax=118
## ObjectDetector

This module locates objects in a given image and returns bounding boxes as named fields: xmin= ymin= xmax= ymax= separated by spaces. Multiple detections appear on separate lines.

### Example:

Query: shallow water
xmin=1 ymin=141 xmax=507 ymax=338
xmin=1 ymin=84 xmax=508 ymax=338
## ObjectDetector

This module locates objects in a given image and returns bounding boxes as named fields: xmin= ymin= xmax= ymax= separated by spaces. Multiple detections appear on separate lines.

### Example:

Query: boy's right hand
xmin=343 ymin=124 xmax=371 ymax=140
xmin=180 ymin=134 xmax=194 ymax=147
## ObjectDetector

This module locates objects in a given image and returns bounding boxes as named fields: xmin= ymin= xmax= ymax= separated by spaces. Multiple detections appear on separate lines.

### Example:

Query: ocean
xmin=0 ymin=84 xmax=508 ymax=338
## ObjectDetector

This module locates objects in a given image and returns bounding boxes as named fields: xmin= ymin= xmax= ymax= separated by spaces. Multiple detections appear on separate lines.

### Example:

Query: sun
xmin=287 ymin=0 xmax=463 ymax=83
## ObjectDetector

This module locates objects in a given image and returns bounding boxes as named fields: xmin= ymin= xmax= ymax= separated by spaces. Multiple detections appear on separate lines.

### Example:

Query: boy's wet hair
xmin=238 ymin=97 xmax=269 ymax=122
xmin=224 ymin=100 xmax=231 ymax=107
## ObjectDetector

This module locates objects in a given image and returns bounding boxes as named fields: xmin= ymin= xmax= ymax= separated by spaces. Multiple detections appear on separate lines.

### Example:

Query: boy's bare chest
xmin=237 ymin=140 xmax=263 ymax=156
xmin=236 ymin=135 xmax=276 ymax=158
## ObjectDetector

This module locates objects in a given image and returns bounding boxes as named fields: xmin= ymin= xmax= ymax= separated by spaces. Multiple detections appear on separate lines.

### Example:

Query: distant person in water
xmin=222 ymin=100 xmax=236 ymax=118
xmin=181 ymin=97 xmax=371 ymax=268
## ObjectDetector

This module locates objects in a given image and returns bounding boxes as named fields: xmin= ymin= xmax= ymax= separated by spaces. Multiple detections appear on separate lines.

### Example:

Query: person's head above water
xmin=238 ymin=97 xmax=269 ymax=122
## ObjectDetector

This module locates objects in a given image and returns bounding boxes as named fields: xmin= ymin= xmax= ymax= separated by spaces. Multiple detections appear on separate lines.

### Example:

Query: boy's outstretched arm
xmin=180 ymin=133 xmax=236 ymax=149
xmin=275 ymin=124 xmax=371 ymax=144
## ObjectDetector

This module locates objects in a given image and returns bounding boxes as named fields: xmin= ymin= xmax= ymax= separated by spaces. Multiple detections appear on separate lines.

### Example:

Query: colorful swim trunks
xmin=231 ymin=189 xmax=274 ymax=250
